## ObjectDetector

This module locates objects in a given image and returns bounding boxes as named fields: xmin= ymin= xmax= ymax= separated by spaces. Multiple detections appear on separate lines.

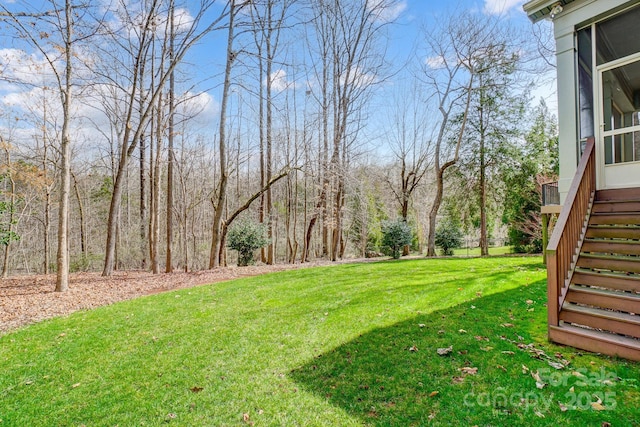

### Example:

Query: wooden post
xmin=542 ymin=213 xmax=548 ymax=265
xmin=541 ymin=205 xmax=562 ymax=266
xmin=546 ymin=249 xmax=559 ymax=328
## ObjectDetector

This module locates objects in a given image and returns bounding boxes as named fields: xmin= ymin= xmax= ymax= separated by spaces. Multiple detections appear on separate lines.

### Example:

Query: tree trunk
xmin=165 ymin=1 xmax=175 ymax=273
xmin=71 ymin=172 xmax=87 ymax=257
xmin=40 ymin=127 xmax=51 ymax=275
xmin=209 ymin=0 xmax=237 ymax=269
xmin=2 ymin=147 xmax=15 ymax=278
xmin=139 ymin=55 xmax=148 ymax=270
xmin=55 ymin=0 xmax=73 ymax=292
xmin=150 ymin=92 xmax=163 ymax=274
xmin=479 ymin=126 xmax=488 ymax=256
xmin=427 ymin=168 xmax=444 ymax=257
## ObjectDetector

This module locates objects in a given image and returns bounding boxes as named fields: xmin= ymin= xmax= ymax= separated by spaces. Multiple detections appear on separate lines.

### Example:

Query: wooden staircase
xmin=549 ymin=188 xmax=640 ymax=361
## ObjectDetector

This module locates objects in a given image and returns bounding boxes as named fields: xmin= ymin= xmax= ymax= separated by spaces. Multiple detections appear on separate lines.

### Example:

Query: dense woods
xmin=0 ymin=0 xmax=557 ymax=288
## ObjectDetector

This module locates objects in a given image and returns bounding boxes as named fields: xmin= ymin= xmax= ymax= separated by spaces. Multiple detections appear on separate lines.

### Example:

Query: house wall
xmin=550 ymin=0 xmax=636 ymax=202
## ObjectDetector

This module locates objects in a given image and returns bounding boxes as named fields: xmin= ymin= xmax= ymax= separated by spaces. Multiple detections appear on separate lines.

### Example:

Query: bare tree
xmin=250 ymin=0 xmax=297 ymax=265
xmin=0 ymin=0 xmax=100 ymax=289
xmin=302 ymin=0 xmax=399 ymax=262
xmin=420 ymin=11 xmax=501 ymax=257
xmin=165 ymin=0 xmax=176 ymax=273
xmin=101 ymin=0 xmax=229 ymax=276
xmin=383 ymin=83 xmax=432 ymax=254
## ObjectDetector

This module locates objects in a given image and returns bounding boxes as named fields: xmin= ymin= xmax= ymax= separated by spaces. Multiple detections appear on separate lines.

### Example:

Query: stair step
xmin=596 ymin=188 xmax=640 ymax=201
xmin=549 ymin=324 xmax=640 ymax=361
xmin=565 ymin=285 xmax=640 ymax=313
xmin=586 ymin=225 xmax=640 ymax=239
xmin=560 ymin=304 xmax=640 ymax=338
xmin=572 ymin=269 xmax=640 ymax=292
xmin=582 ymin=239 xmax=640 ymax=256
xmin=576 ymin=253 xmax=640 ymax=274
xmin=593 ymin=200 xmax=640 ymax=213
xmin=589 ymin=213 xmax=640 ymax=225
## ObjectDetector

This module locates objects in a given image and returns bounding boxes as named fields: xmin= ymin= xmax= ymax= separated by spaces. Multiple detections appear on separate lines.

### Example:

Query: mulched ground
xmin=0 ymin=261 xmax=344 ymax=334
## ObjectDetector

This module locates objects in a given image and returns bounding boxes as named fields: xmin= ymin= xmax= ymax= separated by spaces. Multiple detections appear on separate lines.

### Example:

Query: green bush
xmin=435 ymin=219 xmax=463 ymax=256
xmin=381 ymin=219 xmax=413 ymax=259
xmin=226 ymin=220 xmax=270 ymax=266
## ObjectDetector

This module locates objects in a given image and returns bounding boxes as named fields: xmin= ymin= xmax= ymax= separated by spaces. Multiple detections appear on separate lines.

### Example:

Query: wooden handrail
xmin=546 ymin=137 xmax=595 ymax=329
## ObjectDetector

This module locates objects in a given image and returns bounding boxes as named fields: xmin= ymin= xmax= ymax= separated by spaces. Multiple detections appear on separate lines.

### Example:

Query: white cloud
xmin=0 ymin=48 xmax=52 ymax=85
xmin=179 ymin=91 xmax=219 ymax=122
xmin=268 ymin=69 xmax=297 ymax=92
xmin=367 ymin=0 xmax=407 ymax=23
xmin=425 ymin=55 xmax=446 ymax=69
xmin=340 ymin=67 xmax=377 ymax=88
xmin=483 ymin=0 xmax=525 ymax=16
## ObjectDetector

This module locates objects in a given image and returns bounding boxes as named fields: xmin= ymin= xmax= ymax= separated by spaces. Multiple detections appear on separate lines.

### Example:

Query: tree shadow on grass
xmin=289 ymin=280 xmax=637 ymax=426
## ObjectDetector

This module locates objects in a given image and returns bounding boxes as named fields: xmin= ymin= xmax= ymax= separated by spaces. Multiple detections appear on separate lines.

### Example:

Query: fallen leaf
xmin=458 ymin=329 xmax=467 ymax=334
xmin=190 ymin=386 xmax=203 ymax=393
xmin=531 ymin=370 xmax=546 ymax=389
xmin=526 ymin=300 xmax=534 ymax=305
xmin=243 ymin=413 xmax=250 ymax=422
xmin=418 ymin=324 xmax=425 ymax=328
xmin=548 ymin=361 xmax=565 ymax=370
xmin=558 ymin=402 xmax=568 ymax=412
xmin=72 ymin=383 xmax=81 ymax=388
xmin=502 ymin=351 xmax=515 ymax=355
xmin=167 ymin=413 xmax=177 ymax=419
xmin=429 ymin=391 xmax=439 ymax=397
xmin=437 ymin=346 xmax=453 ymax=356
xmin=480 ymin=346 xmax=493 ymax=352
xmin=534 ymin=410 xmax=545 ymax=418
xmin=452 ymin=376 xmax=465 ymax=384
xmin=522 ymin=365 xmax=530 ymax=374
xmin=474 ymin=336 xmax=489 ymax=341
xmin=409 ymin=345 xmax=418 ymax=352
xmin=496 ymin=364 xmax=507 ymax=372
xmin=501 ymin=323 xmax=514 ymax=328
xmin=591 ymin=402 xmax=606 ymax=411
xmin=459 ymin=367 xmax=478 ymax=375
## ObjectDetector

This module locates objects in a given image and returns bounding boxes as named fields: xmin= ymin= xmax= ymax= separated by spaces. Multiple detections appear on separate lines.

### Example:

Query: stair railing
xmin=546 ymin=137 xmax=595 ymax=328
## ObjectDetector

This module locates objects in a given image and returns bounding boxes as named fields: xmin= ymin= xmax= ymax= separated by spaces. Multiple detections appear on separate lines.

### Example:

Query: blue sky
xmin=0 ymin=0 xmax=556 ymax=156
xmin=187 ymin=0 xmax=556 ymax=114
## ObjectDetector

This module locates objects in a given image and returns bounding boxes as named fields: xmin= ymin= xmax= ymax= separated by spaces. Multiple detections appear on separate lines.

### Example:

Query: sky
xmin=386 ymin=0 xmax=556 ymax=107
xmin=0 ymin=0 xmax=557 ymax=160
xmin=188 ymin=0 xmax=557 ymax=124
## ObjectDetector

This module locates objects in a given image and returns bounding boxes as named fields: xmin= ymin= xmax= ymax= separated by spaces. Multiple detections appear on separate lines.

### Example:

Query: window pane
xmin=596 ymin=5 xmax=640 ymax=65
xmin=604 ymin=132 xmax=639 ymax=165
xmin=577 ymin=27 xmax=594 ymax=140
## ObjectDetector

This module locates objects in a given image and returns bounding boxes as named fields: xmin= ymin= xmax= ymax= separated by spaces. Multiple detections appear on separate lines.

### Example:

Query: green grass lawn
xmin=1 ymin=257 xmax=638 ymax=426
xmin=452 ymin=246 xmax=514 ymax=256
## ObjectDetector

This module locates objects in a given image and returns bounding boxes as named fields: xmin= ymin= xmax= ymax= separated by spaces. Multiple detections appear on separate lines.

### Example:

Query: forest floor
xmin=0 ymin=258 xmax=380 ymax=334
